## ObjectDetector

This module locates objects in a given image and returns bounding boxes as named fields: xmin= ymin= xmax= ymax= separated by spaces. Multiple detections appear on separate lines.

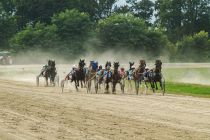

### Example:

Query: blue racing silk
xmin=127 ymin=69 xmax=134 ymax=80
xmin=104 ymin=70 xmax=112 ymax=78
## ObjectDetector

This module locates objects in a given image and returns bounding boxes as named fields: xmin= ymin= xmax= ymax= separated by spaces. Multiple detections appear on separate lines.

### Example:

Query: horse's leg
xmin=120 ymin=80 xmax=125 ymax=94
xmin=89 ymin=80 xmax=92 ymax=93
xmin=77 ymin=79 xmax=79 ymax=87
xmin=155 ymin=81 xmax=158 ymax=90
xmin=144 ymin=81 xmax=148 ymax=95
xmin=81 ymin=81 xmax=83 ymax=88
xmin=61 ymin=79 xmax=66 ymax=93
xmin=105 ymin=82 xmax=109 ymax=93
xmin=75 ymin=80 xmax=78 ymax=91
xmin=128 ymin=80 xmax=131 ymax=93
xmin=150 ymin=80 xmax=155 ymax=94
xmin=45 ymin=77 xmax=48 ymax=87
xmin=139 ymin=80 xmax=143 ymax=94
xmin=112 ymin=82 xmax=116 ymax=94
xmin=159 ymin=80 xmax=163 ymax=90
xmin=135 ymin=80 xmax=139 ymax=95
xmin=131 ymin=80 xmax=133 ymax=93
xmin=36 ymin=75 xmax=40 ymax=87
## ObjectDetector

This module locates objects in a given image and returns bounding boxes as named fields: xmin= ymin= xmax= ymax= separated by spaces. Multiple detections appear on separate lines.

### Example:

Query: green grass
xmin=166 ymin=82 xmax=210 ymax=98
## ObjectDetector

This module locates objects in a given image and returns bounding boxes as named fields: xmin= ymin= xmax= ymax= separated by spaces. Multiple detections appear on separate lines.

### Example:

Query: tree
xmin=155 ymin=0 xmax=210 ymax=42
xmin=13 ymin=0 xmax=71 ymax=29
xmin=11 ymin=0 xmax=118 ymax=29
xmin=10 ymin=22 xmax=58 ymax=50
xmin=177 ymin=31 xmax=210 ymax=62
xmin=51 ymin=9 xmax=92 ymax=41
xmin=114 ymin=5 xmax=130 ymax=14
xmin=126 ymin=0 xmax=154 ymax=25
xmin=98 ymin=13 xmax=168 ymax=57
xmin=10 ymin=9 xmax=93 ymax=57
xmin=0 ymin=2 xmax=17 ymax=48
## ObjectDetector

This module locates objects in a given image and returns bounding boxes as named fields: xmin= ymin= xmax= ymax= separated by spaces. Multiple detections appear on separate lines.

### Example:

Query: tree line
xmin=0 ymin=0 xmax=210 ymax=62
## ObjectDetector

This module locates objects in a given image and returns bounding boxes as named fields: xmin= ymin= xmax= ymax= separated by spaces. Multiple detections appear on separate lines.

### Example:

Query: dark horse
xmin=72 ymin=59 xmax=86 ymax=91
xmin=133 ymin=60 xmax=146 ymax=95
xmin=112 ymin=62 xmax=125 ymax=94
xmin=149 ymin=60 xmax=165 ymax=95
xmin=103 ymin=61 xmax=112 ymax=93
xmin=37 ymin=60 xmax=58 ymax=86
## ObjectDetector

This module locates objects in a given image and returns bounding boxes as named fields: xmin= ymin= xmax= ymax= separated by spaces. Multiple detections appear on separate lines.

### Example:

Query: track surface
xmin=0 ymin=64 xmax=210 ymax=140
xmin=0 ymin=79 xmax=210 ymax=140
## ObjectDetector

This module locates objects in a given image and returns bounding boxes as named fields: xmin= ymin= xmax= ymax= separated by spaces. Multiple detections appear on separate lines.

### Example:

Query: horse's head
xmin=48 ymin=60 xmax=52 ymax=66
xmin=155 ymin=60 xmax=162 ymax=66
xmin=138 ymin=59 xmax=146 ymax=72
xmin=51 ymin=60 xmax=55 ymax=68
xmin=140 ymin=60 xmax=146 ymax=66
xmin=155 ymin=59 xmax=162 ymax=72
xmin=47 ymin=60 xmax=55 ymax=69
xmin=79 ymin=59 xmax=86 ymax=69
xmin=105 ymin=61 xmax=111 ymax=69
xmin=113 ymin=62 xmax=119 ymax=70
xmin=129 ymin=62 xmax=134 ymax=70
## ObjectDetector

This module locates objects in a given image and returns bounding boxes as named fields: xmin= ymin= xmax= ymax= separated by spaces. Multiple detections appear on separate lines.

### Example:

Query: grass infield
xmin=166 ymin=82 xmax=210 ymax=98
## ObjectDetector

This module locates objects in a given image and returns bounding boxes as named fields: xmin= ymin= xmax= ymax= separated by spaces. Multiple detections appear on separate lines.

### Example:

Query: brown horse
xmin=112 ymin=62 xmax=125 ymax=94
xmin=61 ymin=59 xmax=86 ymax=92
xmin=133 ymin=60 xmax=146 ymax=95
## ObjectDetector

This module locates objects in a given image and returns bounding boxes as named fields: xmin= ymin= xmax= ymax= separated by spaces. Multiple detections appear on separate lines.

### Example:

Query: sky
xmin=116 ymin=0 xmax=156 ymax=6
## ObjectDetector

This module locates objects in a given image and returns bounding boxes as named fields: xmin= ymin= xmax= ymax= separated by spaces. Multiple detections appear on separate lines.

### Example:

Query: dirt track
xmin=0 ymin=79 xmax=210 ymax=140
xmin=0 ymin=64 xmax=210 ymax=139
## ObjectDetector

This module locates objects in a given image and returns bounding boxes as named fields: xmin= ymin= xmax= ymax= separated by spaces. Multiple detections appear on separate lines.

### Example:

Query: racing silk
xmin=104 ymin=70 xmax=112 ymax=78
xmin=120 ymin=70 xmax=125 ymax=77
xmin=91 ymin=61 xmax=98 ymax=71
xmin=40 ymin=65 xmax=48 ymax=75
xmin=97 ymin=69 xmax=102 ymax=76
xmin=66 ymin=69 xmax=75 ymax=80
xmin=127 ymin=69 xmax=134 ymax=80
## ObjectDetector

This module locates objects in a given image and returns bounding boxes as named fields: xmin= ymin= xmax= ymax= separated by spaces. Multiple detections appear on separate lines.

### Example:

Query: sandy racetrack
xmin=0 ymin=65 xmax=210 ymax=140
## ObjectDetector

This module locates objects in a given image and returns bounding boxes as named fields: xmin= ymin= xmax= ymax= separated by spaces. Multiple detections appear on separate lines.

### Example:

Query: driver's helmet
xmin=90 ymin=60 xmax=94 ymax=64
xmin=131 ymin=65 xmax=135 ymax=69
xmin=44 ymin=64 xmax=48 ymax=67
xmin=145 ymin=66 xmax=149 ymax=70
xmin=84 ymin=65 xmax=88 ymax=69
xmin=72 ymin=65 xmax=77 ymax=70
xmin=121 ymin=67 xmax=125 ymax=71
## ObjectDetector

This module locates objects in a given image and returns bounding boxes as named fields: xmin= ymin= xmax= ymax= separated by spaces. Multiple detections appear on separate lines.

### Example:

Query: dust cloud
xmin=1 ymin=49 xmax=210 ymax=85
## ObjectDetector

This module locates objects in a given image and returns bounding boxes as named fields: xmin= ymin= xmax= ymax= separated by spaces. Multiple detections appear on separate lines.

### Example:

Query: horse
xmin=36 ymin=60 xmax=59 ymax=87
xmin=149 ymin=60 xmax=165 ymax=95
xmin=72 ymin=59 xmax=86 ymax=91
xmin=126 ymin=62 xmax=135 ymax=93
xmin=133 ymin=60 xmax=146 ymax=95
xmin=103 ymin=61 xmax=112 ymax=93
xmin=112 ymin=62 xmax=125 ymax=94
xmin=85 ymin=61 xmax=98 ymax=93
